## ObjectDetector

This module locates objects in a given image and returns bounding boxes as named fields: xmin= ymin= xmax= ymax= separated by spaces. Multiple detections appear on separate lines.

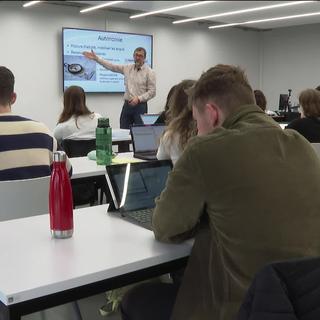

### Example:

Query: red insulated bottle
xmin=49 ymin=151 xmax=73 ymax=238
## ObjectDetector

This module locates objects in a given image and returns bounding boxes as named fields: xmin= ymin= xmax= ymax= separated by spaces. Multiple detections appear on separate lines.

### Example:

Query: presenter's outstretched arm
xmin=83 ymin=50 xmax=98 ymax=61
xmin=82 ymin=50 xmax=124 ymax=74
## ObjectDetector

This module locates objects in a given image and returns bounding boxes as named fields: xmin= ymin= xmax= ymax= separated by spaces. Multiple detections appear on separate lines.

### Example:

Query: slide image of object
xmin=64 ymin=55 xmax=96 ymax=81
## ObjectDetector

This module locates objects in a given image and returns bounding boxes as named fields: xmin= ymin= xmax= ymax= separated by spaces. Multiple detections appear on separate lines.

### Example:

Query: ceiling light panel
xmin=209 ymin=11 xmax=320 ymax=29
xmin=118 ymin=0 xmax=193 ymax=12
xmin=23 ymin=1 xmax=41 ymax=7
xmin=80 ymin=1 xmax=125 ymax=13
xmin=130 ymin=1 xmax=215 ymax=19
xmin=173 ymin=1 xmax=314 ymax=24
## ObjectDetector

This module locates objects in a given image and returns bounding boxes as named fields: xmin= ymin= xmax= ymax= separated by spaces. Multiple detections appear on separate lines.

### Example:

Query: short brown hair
xmin=192 ymin=64 xmax=255 ymax=115
xmin=134 ymin=47 xmax=146 ymax=58
xmin=0 ymin=66 xmax=15 ymax=106
xmin=254 ymin=90 xmax=267 ymax=111
xmin=299 ymin=89 xmax=320 ymax=117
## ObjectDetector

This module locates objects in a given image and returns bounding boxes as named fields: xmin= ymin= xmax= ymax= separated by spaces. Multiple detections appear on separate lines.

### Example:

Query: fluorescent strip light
xmin=209 ymin=11 xmax=320 ymax=29
xmin=130 ymin=1 xmax=215 ymax=19
xmin=173 ymin=1 xmax=313 ymax=24
xmin=80 ymin=1 xmax=124 ymax=14
xmin=23 ymin=1 xmax=41 ymax=7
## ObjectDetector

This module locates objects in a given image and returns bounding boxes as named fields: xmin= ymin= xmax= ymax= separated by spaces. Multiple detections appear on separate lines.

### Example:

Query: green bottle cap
xmin=98 ymin=118 xmax=110 ymax=128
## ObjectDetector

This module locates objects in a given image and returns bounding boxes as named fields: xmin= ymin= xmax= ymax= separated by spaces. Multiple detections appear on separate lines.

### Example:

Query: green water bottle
xmin=96 ymin=118 xmax=112 ymax=165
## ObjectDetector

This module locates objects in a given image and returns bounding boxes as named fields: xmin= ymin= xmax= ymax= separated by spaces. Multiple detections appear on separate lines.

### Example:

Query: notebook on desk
xmin=130 ymin=125 xmax=165 ymax=160
xmin=140 ymin=114 xmax=160 ymax=125
xmin=105 ymin=160 xmax=172 ymax=230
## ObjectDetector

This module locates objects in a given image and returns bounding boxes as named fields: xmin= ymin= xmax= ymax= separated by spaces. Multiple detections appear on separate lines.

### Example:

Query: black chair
xmin=62 ymin=139 xmax=98 ymax=207
xmin=62 ymin=139 xmax=96 ymax=158
xmin=237 ymin=257 xmax=320 ymax=320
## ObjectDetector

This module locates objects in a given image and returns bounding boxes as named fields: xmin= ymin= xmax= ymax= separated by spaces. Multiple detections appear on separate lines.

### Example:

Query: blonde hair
xmin=165 ymin=80 xmax=197 ymax=150
xmin=299 ymin=89 xmax=320 ymax=117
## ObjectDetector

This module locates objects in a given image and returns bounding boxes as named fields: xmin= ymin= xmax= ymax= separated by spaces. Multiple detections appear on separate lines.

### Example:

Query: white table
xmin=0 ymin=205 xmax=192 ymax=319
xmin=70 ymin=152 xmax=140 ymax=179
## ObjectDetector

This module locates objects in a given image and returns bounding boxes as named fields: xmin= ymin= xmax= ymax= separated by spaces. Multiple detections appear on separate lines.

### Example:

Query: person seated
xmin=253 ymin=89 xmax=267 ymax=112
xmin=0 ymin=66 xmax=71 ymax=181
xmin=286 ymin=89 xmax=320 ymax=142
xmin=154 ymin=84 xmax=177 ymax=125
xmin=121 ymin=65 xmax=320 ymax=320
xmin=53 ymin=85 xmax=101 ymax=144
xmin=156 ymin=80 xmax=196 ymax=164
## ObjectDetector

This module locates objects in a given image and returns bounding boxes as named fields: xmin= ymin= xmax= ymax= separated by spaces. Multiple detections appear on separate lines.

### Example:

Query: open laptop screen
xmin=140 ymin=114 xmax=160 ymax=125
xmin=106 ymin=160 xmax=172 ymax=212
xmin=130 ymin=125 xmax=165 ymax=153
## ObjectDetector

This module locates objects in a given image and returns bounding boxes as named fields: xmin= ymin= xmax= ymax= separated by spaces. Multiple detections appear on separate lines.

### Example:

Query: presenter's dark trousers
xmin=120 ymin=282 xmax=180 ymax=320
xmin=120 ymin=100 xmax=148 ymax=129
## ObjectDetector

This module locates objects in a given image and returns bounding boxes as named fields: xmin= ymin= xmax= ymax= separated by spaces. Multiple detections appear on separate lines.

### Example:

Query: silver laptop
xmin=130 ymin=125 xmax=165 ymax=160
xmin=105 ymin=160 xmax=172 ymax=230
xmin=140 ymin=114 xmax=160 ymax=125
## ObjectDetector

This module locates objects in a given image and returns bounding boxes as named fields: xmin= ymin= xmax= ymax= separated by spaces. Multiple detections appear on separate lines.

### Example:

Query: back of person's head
xmin=254 ymin=89 xmax=267 ymax=111
xmin=59 ymin=86 xmax=92 ymax=125
xmin=0 ymin=66 xmax=15 ymax=107
xmin=299 ymin=89 xmax=320 ymax=118
xmin=165 ymin=79 xmax=197 ymax=150
xmin=192 ymin=64 xmax=255 ymax=117
xmin=315 ymin=85 xmax=320 ymax=91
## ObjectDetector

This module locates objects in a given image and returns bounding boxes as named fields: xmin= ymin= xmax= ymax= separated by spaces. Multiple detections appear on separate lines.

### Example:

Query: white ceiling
xmin=66 ymin=1 xmax=320 ymax=30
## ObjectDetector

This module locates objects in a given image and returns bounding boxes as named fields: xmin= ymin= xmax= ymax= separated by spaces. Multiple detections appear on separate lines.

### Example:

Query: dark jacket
xmin=286 ymin=117 xmax=320 ymax=142
xmin=237 ymin=257 xmax=320 ymax=320
xmin=152 ymin=105 xmax=320 ymax=320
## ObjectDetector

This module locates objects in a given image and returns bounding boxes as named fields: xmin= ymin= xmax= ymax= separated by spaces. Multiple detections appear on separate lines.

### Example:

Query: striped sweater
xmin=0 ymin=113 xmax=71 ymax=181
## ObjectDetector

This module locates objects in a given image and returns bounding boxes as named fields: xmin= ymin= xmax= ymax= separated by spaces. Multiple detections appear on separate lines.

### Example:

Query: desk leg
xmin=116 ymin=141 xmax=130 ymax=153
xmin=0 ymin=302 xmax=20 ymax=320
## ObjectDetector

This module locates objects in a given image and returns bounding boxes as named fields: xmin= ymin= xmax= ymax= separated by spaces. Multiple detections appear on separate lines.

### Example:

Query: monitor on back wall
xmin=62 ymin=28 xmax=153 ymax=93
xmin=279 ymin=94 xmax=289 ymax=110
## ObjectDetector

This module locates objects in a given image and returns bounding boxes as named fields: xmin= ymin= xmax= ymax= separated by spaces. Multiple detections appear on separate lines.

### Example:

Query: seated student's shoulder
xmin=180 ymin=128 xmax=232 ymax=162
xmin=185 ymin=127 xmax=233 ymax=150
xmin=281 ymin=124 xmax=318 ymax=155
xmin=286 ymin=117 xmax=309 ymax=130
xmin=29 ymin=119 xmax=53 ymax=135
xmin=10 ymin=115 xmax=52 ymax=136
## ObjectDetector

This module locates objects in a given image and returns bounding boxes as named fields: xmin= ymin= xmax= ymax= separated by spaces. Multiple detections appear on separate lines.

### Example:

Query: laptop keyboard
xmin=126 ymin=208 xmax=153 ymax=224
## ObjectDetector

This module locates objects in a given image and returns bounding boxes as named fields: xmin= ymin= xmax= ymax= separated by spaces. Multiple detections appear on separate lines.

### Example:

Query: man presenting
xmin=83 ymin=47 xmax=156 ymax=129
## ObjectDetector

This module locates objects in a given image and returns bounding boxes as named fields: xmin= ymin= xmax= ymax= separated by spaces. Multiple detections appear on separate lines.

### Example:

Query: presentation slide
xmin=62 ymin=28 xmax=153 ymax=93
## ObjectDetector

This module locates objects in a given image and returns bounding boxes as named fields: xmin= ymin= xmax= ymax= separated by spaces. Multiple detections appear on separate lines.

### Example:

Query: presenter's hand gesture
xmin=83 ymin=50 xmax=98 ymax=61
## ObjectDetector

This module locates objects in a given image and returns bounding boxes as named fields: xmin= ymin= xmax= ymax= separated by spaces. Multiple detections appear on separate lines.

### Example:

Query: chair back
xmin=0 ymin=176 xmax=50 ymax=221
xmin=61 ymin=139 xmax=98 ymax=206
xmin=62 ymin=139 xmax=96 ymax=158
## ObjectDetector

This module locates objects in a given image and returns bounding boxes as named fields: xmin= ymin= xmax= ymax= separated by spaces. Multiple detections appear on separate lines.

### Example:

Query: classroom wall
xmin=261 ymin=23 xmax=320 ymax=110
xmin=0 ymin=1 xmax=261 ymax=130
